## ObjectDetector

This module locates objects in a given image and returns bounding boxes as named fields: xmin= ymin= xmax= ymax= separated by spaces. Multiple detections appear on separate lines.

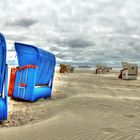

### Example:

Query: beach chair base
xmin=11 ymin=65 xmax=53 ymax=102
xmin=0 ymin=99 xmax=7 ymax=120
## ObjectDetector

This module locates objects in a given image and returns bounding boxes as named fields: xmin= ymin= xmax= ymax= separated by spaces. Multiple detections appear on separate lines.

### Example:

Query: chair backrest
xmin=121 ymin=62 xmax=128 ymax=68
xmin=60 ymin=64 xmax=67 ymax=68
xmin=121 ymin=62 xmax=138 ymax=75
xmin=67 ymin=65 xmax=75 ymax=72
xmin=15 ymin=42 xmax=56 ymax=85
xmin=128 ymin=65 xmax=138 ymax=75
xmin=96 ymin=64 xmax=106 ymax=69
xmin=0 ymin=33 xmax=6 ymax=95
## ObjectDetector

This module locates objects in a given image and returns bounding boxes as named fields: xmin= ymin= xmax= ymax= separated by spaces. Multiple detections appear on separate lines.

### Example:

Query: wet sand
xmin=0 ymin=70 xmax=140 ymax=140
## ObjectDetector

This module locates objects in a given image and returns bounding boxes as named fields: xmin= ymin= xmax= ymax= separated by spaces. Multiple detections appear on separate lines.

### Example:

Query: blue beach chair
xmin=12 ymin=42 xmax=56 ymax=102
xmin=0 ymin=33 xmax=8 ymax=121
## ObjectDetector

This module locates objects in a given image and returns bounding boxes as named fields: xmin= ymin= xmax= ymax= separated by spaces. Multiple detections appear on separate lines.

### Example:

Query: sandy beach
xmin=0 ymin=69 xmax=140 ymax=140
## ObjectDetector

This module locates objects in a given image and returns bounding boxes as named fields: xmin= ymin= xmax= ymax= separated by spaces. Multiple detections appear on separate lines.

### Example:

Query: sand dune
xmin=0 ymin=70 xmax=140 ymax=140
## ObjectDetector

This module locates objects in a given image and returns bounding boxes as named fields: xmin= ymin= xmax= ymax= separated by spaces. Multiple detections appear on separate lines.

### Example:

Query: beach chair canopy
xmin=96 ymin=64 xmax=106 ymax=69
xmin=96 ymin=64 xmax=111 ymax=69
xmin=0 ymin=33 xmax=6 ymax=94
xmin=122 ymin=62 xmax=137 ymax=68
xmin=0 ymin=33 xmax=8 ymax=120
xmin=15 ymin=42 xmax=56 ymax=85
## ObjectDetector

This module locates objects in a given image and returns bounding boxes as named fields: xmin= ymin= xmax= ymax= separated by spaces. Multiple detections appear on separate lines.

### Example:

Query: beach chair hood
xmin=15 ymin=42 xmax=56 ymax=85
xmin=0 ymin=33 xmax=8 ymax=120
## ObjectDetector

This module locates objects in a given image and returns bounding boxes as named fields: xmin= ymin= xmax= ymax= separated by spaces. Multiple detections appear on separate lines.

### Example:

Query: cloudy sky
xmin=0 ymin=0 xmax=140 ymax=67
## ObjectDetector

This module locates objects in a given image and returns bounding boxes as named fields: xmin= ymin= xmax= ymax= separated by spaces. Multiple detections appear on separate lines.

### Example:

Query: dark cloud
xmin=49 ymin=38 xmax=94 ymax=49
xmin=66 ymin=39 xmax=94 ymax=48
xmin=6 ymin=18 xmax=38 ymax=28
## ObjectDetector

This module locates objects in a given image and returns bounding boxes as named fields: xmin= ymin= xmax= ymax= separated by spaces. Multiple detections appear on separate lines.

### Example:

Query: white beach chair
xmin=95 ymin=64 xmax=112 ymax=74
xmin=119 ymin=62 xmax=138 ymax=80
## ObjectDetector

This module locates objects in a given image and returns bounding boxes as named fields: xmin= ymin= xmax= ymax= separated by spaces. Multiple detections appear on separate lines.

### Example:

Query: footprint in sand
xmin=101 ymin=127 xmax=117 ymax=134
xmin=123 ymin=114 xmax=135 ymax=118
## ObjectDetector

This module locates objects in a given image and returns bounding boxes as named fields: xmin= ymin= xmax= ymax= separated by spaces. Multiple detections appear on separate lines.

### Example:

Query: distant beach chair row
xmin=95 ymin=63 xmax=138 ymax=80
xmin=95 ymin=64 xmax=112 ymax=74
xmin=0 ymin=33 xmax=56 ymax=121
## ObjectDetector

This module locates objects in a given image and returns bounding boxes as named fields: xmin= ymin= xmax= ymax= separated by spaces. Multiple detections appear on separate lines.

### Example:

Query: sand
xmin=0 ymin=69 xmax=140 ymax=140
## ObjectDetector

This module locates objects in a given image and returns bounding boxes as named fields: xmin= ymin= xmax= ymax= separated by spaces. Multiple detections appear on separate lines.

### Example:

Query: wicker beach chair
xmin=8 ymin=43 xmax=56 ymax=102
xmin=60 ymin=64 xmax=68 ymax=73
xmin=95 ymin=64 xmax=112 ymax=74
xmin=119 ymin=62 xmax=138 ymax=80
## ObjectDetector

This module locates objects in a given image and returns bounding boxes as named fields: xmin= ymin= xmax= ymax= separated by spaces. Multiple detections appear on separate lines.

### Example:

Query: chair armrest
xmin=18 ymin=65 xmax=37 ymax=71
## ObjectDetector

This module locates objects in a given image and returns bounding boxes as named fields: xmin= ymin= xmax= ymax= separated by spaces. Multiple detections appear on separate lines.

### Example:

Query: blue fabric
xmin=13 ymin=67 xmax=37 ymax=101
xmin=0 ymin=33 xmax=6 ymax=94
xmin=0 ymin=33 xmax=8 ymax=121
xmin=15 ymin=43 xmax=56 ymax=85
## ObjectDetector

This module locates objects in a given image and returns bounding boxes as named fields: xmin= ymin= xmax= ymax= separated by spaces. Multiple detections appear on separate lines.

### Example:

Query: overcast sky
xmin=0 ymin=0 xmax=140 ymax=67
